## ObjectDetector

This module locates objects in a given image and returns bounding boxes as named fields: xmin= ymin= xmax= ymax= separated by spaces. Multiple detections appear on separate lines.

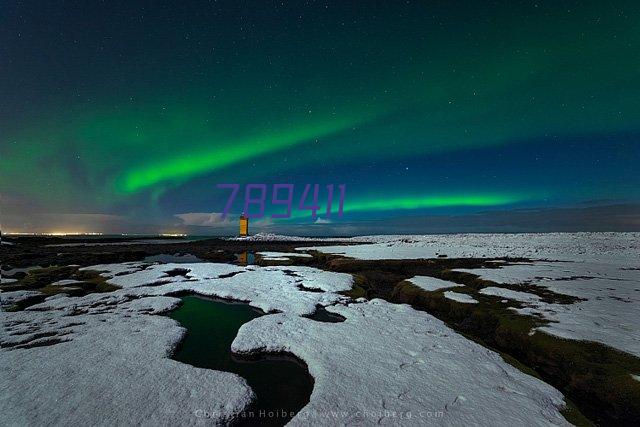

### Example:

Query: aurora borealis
xmin=1 ymin=1 xmax=639 ymax=234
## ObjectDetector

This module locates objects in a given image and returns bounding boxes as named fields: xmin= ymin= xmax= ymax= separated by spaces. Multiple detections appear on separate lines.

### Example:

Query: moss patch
xmin=1 ymin=266 xmax=119 ymax=303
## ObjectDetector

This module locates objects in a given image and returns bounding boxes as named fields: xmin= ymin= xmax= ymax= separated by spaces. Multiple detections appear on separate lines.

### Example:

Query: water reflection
xmin=235 ymin=251 xmax=255 ymax=266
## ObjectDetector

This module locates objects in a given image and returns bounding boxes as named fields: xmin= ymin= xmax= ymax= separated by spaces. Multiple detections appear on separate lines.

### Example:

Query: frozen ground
xmin=233 ymin=299 xmax=567 ymax=426
xmin=457 ymin=261 xmax=640 ymax=357
xmin=479 ymin=287 xmax=543 ymax=304
xmin=257 ymin=251 xmax=314 ymax=261
xmin=85 ymin=262 xmax=353 ymax=316
xmin=1 ymin=294 xmax=253 ymax=425
xmin=0 ymin=290 xmax=41 ymax=308
xmin=1 ymin=260 xmax=569 ymax=425
xmin=300 ymin=232 xmax=639 ymax=266
xmin=407 ymin=276 xmax=463 ymax=292
xmin=300 ymin=233 xmax=640 ymax=357
xmin=443 ymin=291 xmax=478 ymax=304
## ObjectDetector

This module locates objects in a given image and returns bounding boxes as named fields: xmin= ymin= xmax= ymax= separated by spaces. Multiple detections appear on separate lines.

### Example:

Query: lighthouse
xmin=239 ymin=214 xmax=249 ymax=237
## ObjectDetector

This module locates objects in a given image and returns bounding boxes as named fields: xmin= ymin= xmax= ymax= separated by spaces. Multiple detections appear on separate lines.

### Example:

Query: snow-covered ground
xmin=1 ymin=260 xmax=570 ymax=425
xmin=457 ymin=261 xmax=640 ymax=357
xmin=300 ymin=233 xmax=640 ymax=357
xmin=0 ymin=290 xmax=42 ymax=308
xmin=407 ymin=276 xmax=463 ymax=292
xmin=257 ymin=251 xmax=313 ymax=261
xmin=233 ymin=299 xmax=567 ymax=426
xmin=85 ymin=262 xmax=353 ymax=316
xmin=1 ymin=294 xmax=253 ymax=425
xmin=444 ymin=291 xmax=478 ymax=304
xmin=300 ymin=232 xmax=639 ymax=266
xmin=479 ymin=287 xmax=542 ymax=304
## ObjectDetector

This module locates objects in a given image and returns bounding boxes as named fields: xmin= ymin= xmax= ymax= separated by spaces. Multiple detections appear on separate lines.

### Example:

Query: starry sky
xmin=1 ymin=1 xmax=639 ymax=234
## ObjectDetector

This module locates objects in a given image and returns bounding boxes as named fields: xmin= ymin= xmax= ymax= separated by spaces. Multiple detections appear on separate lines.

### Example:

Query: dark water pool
xmin=170 ymin=295 xmax=313 ymax=426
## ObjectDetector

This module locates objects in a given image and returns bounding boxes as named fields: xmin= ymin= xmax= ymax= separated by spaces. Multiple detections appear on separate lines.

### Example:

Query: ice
xmin=407 ymin=276 xmax=463 ymax=292
xmin=444 ymin=291 xmax=478 ymax=304
xmin=232 ymin=299 xmax=568 ymax=426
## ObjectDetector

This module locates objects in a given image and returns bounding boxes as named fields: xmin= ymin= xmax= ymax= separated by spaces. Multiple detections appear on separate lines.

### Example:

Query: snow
xmin=479 ymin=287 xmax=542 ymax=304
xmin=83 ymin=262 xmax=353 ymax=316
xmin=300 ymin=233 xmax=640 ymax=356
xmin=1 ymin=266 xmax=41 ymax=276
xmin=457 ymin=261 xmax=640 ymax=357
xmin=230 ymin=233 xmax=327 ymax=242
xmin=1 ymin=278 xmax=18 ymax=284
xmin=1 ymin=290 xmax=42 ymax=308
xmin=257 ymin=251 xmax=313 ymax=260
xmin=632 ymin=374 xmax=640 ymax=382
xmin=1 ymin=295 xmax=253 ymax=424
xmin=407 ymin=276 xmax=463 ymax=292
xmin=443 ymin=291 xmax=478 ymax=304
xmin=50 ymin=279 xmax=84 ymax=287
xmin=1 ymin=262 xmax=358 ymax=424
xmin=2 ymin=259 xmax=572 ymax=425
xmin=300 ymin=232 xmax=639 ymax=266
xmin=232 ymin=299 xmax=568 ymax=426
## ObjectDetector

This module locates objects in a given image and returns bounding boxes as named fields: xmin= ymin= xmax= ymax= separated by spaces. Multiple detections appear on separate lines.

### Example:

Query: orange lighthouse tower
xmin=239 ymin=214 xmax=249 ymax=237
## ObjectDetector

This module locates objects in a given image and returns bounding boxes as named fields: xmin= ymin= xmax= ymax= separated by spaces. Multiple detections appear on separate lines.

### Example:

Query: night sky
xmin=1 ymin=1 xmax=639 ymax=234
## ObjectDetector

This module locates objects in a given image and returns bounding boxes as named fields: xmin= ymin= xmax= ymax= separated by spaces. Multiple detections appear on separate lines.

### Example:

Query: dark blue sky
xmin=1 ymin=1 xmax=639 ymax=234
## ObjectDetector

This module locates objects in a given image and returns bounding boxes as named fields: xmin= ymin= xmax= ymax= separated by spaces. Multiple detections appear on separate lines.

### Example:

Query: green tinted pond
xmin=170 ymin=295 xmax=313 ymax=426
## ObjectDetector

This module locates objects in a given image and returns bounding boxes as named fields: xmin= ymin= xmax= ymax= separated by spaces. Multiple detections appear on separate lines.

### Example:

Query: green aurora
xmin=1 ymin=1 xmax=639 ymax=232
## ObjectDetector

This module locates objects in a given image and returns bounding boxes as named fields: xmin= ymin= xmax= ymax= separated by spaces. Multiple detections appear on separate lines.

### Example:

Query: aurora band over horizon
xmin=1 ymin=1 xmax=639 ymax=233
